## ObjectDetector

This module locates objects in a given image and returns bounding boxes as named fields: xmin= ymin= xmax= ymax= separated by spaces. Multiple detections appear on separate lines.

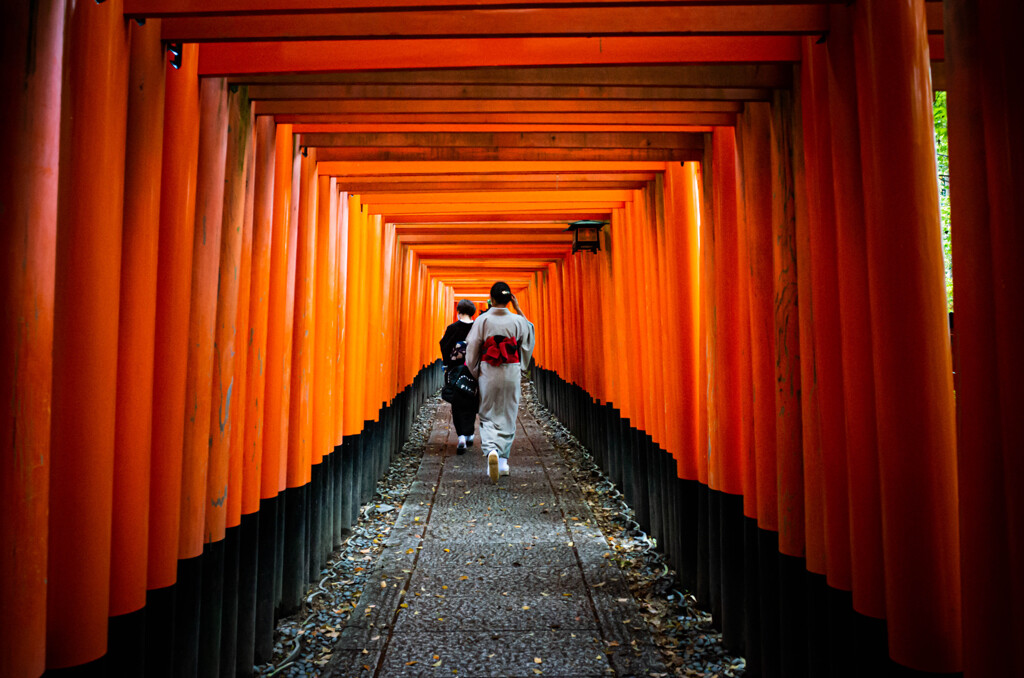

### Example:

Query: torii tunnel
xmin=2 ymin=1 xmax=1022 ymax=677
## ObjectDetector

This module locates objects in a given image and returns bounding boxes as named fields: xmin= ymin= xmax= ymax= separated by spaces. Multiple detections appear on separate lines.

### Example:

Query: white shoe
xmin=467 ymin=434 xmax=475 ymax=445
xmin=498 ymin=457 xmax=510 ymax=477
xmin=487 ymin=451 xmax=500 ymax=484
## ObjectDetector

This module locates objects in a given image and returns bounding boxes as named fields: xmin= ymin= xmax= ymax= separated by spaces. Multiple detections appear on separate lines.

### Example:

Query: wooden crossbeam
xmin=317 ymin=147 xmax=700 ymax=162
xmin=198 ymin=36 xmax=803 ymax=75
xmin=335 ymin=172 xmax=658 ymax=184
xmin=384 ymin=212 xmax=608 ymax=223
xmin=160 ymin=6 xmax=829 ymax=42
xmin=363 ymin=189 xmax=633 ymax=203
xmin=261 ymin=100 xmax=744 ymax=115
xmin=250 ymin=84 xmax=770 ymax=102
xmin=308 ymin=133 xmax=701 ymax=164
xmin=229 ymin=64 xmax=791 ymax=88
xmin=303 ymin=132 xmax=703 ymax=150
xmin=284 ymin=113 xmax=736 ymax=126
xmin=342 ymin=181 xmax=651 ymax=192
xmin=398 ymin=233 xmax=574 ymax=244
xmin=127 ymin=0 xmax=835 ymax=16
xmin=293 ymin=125 xmax=717 ymax=134
xmin=322 ymin=160 xmax=667 ymax=175
xmin=367 ymin=203 xmax=624 ymax=215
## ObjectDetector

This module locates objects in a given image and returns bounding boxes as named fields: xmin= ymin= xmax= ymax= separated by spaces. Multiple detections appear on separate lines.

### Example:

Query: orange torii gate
xmin=1 ymin=1 xmax=1021 ymax=678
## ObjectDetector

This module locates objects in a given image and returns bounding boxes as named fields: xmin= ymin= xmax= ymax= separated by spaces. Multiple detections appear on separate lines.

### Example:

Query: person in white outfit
xmin=464 ymin=281 xmax=536 ymax=483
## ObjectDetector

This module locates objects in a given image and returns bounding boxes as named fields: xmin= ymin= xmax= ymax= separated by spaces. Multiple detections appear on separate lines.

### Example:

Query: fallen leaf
xmin=534 ymin=658 xmax=543 ymax=664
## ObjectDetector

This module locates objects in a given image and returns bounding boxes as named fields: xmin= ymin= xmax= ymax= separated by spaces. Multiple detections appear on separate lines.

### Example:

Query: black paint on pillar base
xmin=173 ymin=553 xmax=204 ymax=676
xmin=360 ymin=421 xmax=375 ymax=505
xmin=757 ymin=529 xmax=782 ymax=678
xmin=718 ymin=491 xmax=746 ymax=654
xmin=255 ymin=495 xmax=279 ymax=663
xmin=273 ymin=491 xmax=285 ymax=617
xmin=646 ymin=441 xmax=664 ymax=542
xmin=308 ymin=463 xmax=323 ymax=582
xmin=340 ymin=437 xmax=356 ymax=532
xmin=351 ymin=434 xmax=365 ymax=523
xmin=371 ymin=416 xmax=383 ymax=485
xmin=742 ymin=517 xmax=763 ymax=678
xmin=778 ymin=552 xmax=809 ymax=678
xmin=106 ymin=606 xmax=146 ymax=677
xmin=806 ymin=571 xmax=830 ymax=678
xmin=604 ymin=404 xmax=621 ymax=490
xmin=332 ymin=446 xmax=344 ymax=546
xmin=236 ymin=511 xmax=260 ymax=677
xmin=850 ymin=613 xmax=964 ymax=678
xmin=692 ymin=483 xmax=708 ymax=622
xmin=707 ymin=485 xmax=723 ymax=624
xmin=325 ymin=452 xmax=337 ymax=554
xmin=658 ymin=452 xmax=676 ymax=568
xmin=144 ymin=584 xmax=177 ymax=678
xmin=825 ymin=587 xmax=855 ymax=678
xmin=618 ymin=419 xmax=634 ymax=504
xmin=198 ymin=538 xmax=225 ymax=678
xmin=631 ymin=428 xmax=651 ymax=531
xmin=675 ymin=478 xmax=699 ymax=593
xmin=281 ymin=484 xmax=308 ymax=617
xmin=40 ymin=657 xmax=107 ymax=678
xmin=695 ymin=481 xmax=712 ymax=611
xmin=220 ymin=525 xmax=241 ymax=678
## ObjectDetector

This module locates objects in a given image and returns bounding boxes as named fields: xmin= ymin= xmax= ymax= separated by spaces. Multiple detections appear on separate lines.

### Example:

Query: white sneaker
xmin=467 ymin=434 xmax=475 ymax=446
xmin=498 ymin=457 xmax=510 ymax=477
xmin=487 ymin=451 xmax=500 ymax=484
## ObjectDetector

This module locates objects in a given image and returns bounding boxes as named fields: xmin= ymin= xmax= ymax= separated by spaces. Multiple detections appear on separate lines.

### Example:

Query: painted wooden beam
xmin=199 ymin=36 xmax=803 ymax=74
xmin=250 ymin=83 xmax=770 ymax=102
xmin=161 ymin=6 xmax=829 ymax=42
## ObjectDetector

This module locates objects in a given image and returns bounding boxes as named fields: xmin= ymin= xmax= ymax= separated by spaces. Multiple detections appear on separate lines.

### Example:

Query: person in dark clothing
xmin=439 ymin=299 xmax=478 ymax=453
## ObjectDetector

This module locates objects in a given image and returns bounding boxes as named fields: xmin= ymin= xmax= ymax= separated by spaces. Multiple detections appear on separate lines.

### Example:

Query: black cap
xmin=490 ymin=281 xmax=512 ymax=303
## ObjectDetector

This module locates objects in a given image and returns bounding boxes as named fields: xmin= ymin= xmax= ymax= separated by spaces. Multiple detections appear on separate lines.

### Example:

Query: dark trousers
xmin=451 ymin=403 xmax=477 ymax=437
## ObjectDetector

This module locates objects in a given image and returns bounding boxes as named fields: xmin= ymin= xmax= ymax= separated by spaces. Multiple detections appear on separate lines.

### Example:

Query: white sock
xmin=458 ymin=435 xmax=466 ymax=446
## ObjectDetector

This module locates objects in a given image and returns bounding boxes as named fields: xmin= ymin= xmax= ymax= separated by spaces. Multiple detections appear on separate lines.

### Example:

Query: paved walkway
xmin=324 ymin=397 xmax=669 ymax=677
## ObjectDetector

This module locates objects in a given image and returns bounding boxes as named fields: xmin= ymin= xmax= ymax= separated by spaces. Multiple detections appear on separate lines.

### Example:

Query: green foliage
xmin=933 ymin=91 xmax=953 ymax=311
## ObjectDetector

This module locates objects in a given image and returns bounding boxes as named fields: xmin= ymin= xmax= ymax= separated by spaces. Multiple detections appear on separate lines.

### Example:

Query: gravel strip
xmin=255 ymin=397 xmax=443 ymax=678
xmin=521 ymin=380 xmax=747 ymax=678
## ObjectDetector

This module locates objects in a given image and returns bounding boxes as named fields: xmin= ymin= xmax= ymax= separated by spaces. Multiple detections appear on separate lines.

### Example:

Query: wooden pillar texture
xmin=853 ymin=0 xmax=961 ymax=671
xmin=0 ymin=0 xmax=65 ymax=674
xmin=47 ymin=0 xmax=130 ymax=668
xmin=945 ymin=1 xmax=1024 ymax=675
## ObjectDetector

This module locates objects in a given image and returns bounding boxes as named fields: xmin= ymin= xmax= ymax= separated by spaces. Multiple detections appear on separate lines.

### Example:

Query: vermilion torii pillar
xmin=853 ymin=0 xmax=961 ymax=672
xmin=108 ymin=18 xmax=166 ymax=673
xmin=945 ymin=1 xmax=1024 ymax=676
xmin=0 ymin=0 xmax=65 ymax=674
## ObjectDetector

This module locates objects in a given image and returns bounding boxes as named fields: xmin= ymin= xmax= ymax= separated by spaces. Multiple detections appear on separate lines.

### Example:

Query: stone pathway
xmin=323 ymin=399 xmax=669 ymax=678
